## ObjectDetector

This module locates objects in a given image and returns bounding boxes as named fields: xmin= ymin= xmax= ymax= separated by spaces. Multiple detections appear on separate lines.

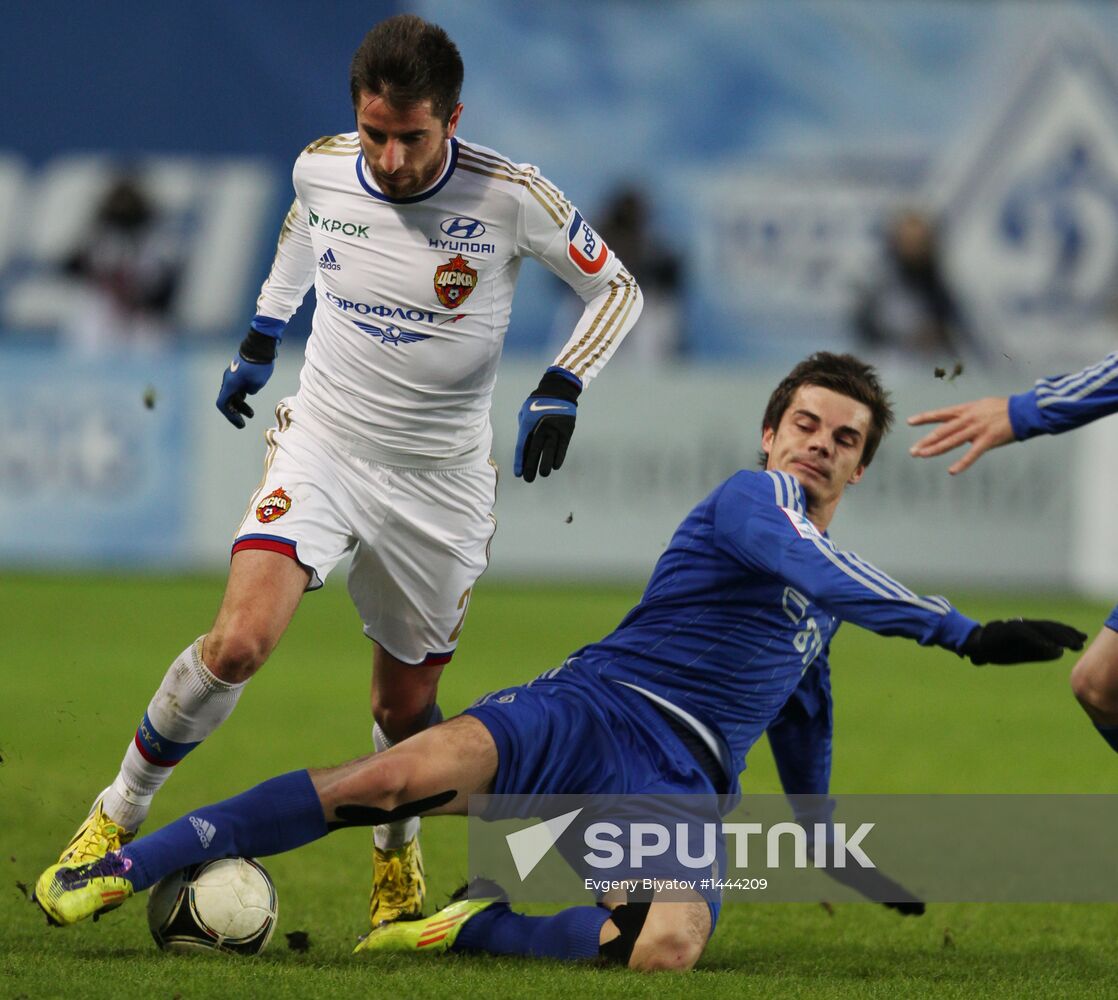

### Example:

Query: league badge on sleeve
xmin=434 ymin=254 xmax=478 ymax=308
xmin=566 ymin=210 xmax=610 ymax=275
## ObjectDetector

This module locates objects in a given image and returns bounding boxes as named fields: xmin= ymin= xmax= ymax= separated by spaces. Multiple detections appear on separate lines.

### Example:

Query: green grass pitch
xmin=1 ymin=573 xmax=1116 ymax=998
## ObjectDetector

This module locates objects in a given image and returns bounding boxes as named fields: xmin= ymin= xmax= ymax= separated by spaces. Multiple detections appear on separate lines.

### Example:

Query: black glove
xmin=821 ymin=863 xmax=925 ymax=916
xmin=962 ymin=619 xmax=1087 ymax=666
xmin=514 ymin=367 xmax=581 ymax=482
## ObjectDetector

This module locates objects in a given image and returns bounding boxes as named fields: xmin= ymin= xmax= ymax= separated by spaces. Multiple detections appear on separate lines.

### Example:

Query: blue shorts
xmin=1107 ymin=605 xmax=1118 ymax=632
xmin=463 ymin=667 xmax=726 ymax=929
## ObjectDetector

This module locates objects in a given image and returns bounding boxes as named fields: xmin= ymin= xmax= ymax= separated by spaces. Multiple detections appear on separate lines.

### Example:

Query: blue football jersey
xmin=1009 ymin=349 xmax=1118 ymax=438
xmin=567 ymin=469 xmax=977 ymax=781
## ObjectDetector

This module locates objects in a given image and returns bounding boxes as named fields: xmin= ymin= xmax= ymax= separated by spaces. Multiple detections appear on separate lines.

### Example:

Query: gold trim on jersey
xmin=234 ymin=402 xmax=294 ymax=536
xmin=456 ymin=148 xmax=570 ymax=228
xmin=558 ymin=270 xmax=639 ymax=378
xmin=458 ymin=143 xmax=570 ymax=211
xmin=303 ymin=134 xmax=360 ymax=156
xmin=276 ymin=199 xmax=300 ymax=247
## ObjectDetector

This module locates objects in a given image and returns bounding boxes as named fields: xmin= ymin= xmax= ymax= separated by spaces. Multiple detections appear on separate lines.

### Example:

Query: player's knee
xmin=627 ymin=925 xmax=706 ymax=972
xmin=1070 ymin=655 xmax=1118 ymax=717
xmin=202 ymin=629 xmax=269 ymax=684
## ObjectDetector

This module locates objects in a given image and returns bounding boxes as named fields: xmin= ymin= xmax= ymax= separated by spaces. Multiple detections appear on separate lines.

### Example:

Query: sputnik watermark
xmin=580 ymin=821 xmax=875 ymax=870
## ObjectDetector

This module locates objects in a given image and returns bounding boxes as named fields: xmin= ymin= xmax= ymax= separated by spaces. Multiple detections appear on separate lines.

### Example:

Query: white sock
xmin=101 ymin=637 xmax=247 ymax=831
xmin=371 ymin=704 xmax=442 ymax=851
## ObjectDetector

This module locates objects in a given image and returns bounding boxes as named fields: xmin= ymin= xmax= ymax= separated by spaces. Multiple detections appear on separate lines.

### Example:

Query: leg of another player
xmin=367 ymin=645 xmax=446 ymax=922
xmin=92 ymin=550 xmax=309 ymax=838
xmin=1069 ymin=624 xmax=1118 ymax=752
xmin=371 ymin=644 xmax=444 ymax=741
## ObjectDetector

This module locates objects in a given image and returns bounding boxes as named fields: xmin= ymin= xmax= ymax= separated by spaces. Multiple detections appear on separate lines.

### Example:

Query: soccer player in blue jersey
xmin=909 ymin=350 xmax=1118 ymax=758
xmin=37 ymin=353 xmax=1085 ymax=971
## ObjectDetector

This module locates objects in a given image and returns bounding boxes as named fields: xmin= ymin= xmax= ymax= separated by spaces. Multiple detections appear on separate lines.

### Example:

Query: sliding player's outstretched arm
xmin=768 ymin=675 xmax=925 ymax=915
xmin=908 ymin=350 xmax=1118 ymax=474
xmin=715 ymin=472 xmax=1086 ymax=664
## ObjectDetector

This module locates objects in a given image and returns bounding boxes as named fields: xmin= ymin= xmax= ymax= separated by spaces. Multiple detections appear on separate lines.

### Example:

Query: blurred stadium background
xmin=4 ymin=0 xmax=1118 ymax=594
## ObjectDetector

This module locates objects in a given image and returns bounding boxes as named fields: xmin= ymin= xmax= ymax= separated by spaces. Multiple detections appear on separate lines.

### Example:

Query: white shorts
xmin=232 ymin=400 xmax=498 ymax=666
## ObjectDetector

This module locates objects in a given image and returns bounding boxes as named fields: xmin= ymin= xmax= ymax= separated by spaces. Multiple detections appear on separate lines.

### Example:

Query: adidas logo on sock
xmin=319 ymin=247 xmax=341 ymax=271
xmin=189 ymin=816 xmax=217 ymax=849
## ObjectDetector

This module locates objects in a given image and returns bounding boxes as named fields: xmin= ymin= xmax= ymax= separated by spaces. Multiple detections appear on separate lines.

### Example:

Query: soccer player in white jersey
xmin=56 ymin=14 xmax=642 ymax=929
xmin=909 ymin=350 xmax=1118 ymax=759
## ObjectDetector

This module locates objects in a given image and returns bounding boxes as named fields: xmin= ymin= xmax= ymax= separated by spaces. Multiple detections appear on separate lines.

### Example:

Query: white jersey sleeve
xmin=254 ymin=184 xmax=316 ymax=328
xmin=514 ymin=168 xmax=643 ymax=386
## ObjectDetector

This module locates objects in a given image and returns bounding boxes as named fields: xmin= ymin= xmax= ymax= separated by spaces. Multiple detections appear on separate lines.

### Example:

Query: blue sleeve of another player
xmin=713 ymin=471 xmax=977 ymax=652
xmin=1008 ymin=350 xmax=1118 ymax=439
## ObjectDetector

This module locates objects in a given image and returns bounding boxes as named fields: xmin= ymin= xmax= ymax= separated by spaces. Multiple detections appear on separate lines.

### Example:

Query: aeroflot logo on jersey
xmin=308 ymin=209 xmax=370 ymax=239
xmin=324 ymin=291 xmax=435 ymax=323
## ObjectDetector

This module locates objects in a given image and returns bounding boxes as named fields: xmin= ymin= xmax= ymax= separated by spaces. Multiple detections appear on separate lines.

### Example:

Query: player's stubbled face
xmin=355 ymin=92 xmax=462 ymax=199
xmin=762 ymin=385 xmax=871 ymax=509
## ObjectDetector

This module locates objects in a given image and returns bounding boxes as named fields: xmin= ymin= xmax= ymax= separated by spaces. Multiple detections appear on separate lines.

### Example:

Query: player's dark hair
xmin=350 ymin=15 xmax=464 ymax=124
xmin=759 ymin=352 xmax=894 ymax=468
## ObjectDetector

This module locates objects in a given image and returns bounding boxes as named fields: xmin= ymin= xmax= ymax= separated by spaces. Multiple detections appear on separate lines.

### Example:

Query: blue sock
xmin=120 ymin=770 xmax=327 ymax=891
xmin=1095 ymin=724 xmax=1118 ymax=754
xmin=452 ymin=902 xmax=610 ymax=961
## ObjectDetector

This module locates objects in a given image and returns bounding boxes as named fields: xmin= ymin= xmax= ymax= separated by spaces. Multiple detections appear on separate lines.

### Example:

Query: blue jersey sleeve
xmin=768 ymin=663 xmax=832 ymax=797
xmin=713 ymin=470 xmax=977 ymax=651
xmin=1008 ymin=349 xmax=1118 ymax=439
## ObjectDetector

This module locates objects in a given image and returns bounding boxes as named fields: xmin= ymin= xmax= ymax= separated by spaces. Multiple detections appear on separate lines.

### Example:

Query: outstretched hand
xmin=821 ymin=862 xmax=925 ymax=916
xmin=962 ymin=619 xmax=1087 ymax=666
xmin=907 ymin=396 xmax=1014 ymax=475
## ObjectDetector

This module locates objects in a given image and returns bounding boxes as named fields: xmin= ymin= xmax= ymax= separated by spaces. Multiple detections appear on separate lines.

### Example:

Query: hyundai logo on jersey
xmin=566 ymin=210 xmax=609 ymax=274
xmin=441 ymin=216 xmax=487 ymax=239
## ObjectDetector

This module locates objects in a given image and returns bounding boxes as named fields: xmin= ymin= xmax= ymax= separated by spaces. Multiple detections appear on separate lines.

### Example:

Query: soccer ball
xmin=147 ymin=857 xmax=278 ymax=955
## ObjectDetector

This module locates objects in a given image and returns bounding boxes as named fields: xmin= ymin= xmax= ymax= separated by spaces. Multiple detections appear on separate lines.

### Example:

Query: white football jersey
xmin=254 ymin=133 xmax=643 ymax=466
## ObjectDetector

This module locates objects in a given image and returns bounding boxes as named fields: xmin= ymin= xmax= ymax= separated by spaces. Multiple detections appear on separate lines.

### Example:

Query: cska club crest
xmin=256 ymin=487 xmax=292 ymax=524
xmin=433 ymin=254 xmax=478 ymax=308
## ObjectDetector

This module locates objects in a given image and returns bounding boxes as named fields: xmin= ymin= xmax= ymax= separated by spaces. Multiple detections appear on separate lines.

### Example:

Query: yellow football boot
xmin=354 ymin=893 xmax=499 ymax=954
xmin=34 ymin=854 xmax=135 ymax=927
xmin=368 ymin=837 xmax=426 ymax=927
xmin=58 ymin=797 xmax=135 ymax=865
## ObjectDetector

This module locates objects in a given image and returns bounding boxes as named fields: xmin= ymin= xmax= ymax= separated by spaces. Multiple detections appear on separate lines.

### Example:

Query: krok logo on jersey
xmin=434 ymin=254 xmax=478 ymax=308
xmin=256 ymin=488 xmax=292 ymax=524
xmin=566 ymin=211 xmax=610 ymax=275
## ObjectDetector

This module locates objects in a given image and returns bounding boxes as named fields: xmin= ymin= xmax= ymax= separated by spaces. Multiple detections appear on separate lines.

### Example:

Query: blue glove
xmin=216 ymin=329 xmax=278 ymax=428
xmin=514 ymin=367 xmax=582 ymax=482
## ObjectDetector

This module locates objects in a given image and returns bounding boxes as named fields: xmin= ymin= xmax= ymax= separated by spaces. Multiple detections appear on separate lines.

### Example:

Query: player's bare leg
xmin=313 ymin=714 xmax=498 ymax=821
xmin=60 ymin=550 xmax=309 ymax=864
xmin=1070 ymin=627 xmax=1118 ymax=753
xmin=367 ymin=644 xmax=446 ymax=925
xmin=203 ymin=549 xmax=311 ymax=683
